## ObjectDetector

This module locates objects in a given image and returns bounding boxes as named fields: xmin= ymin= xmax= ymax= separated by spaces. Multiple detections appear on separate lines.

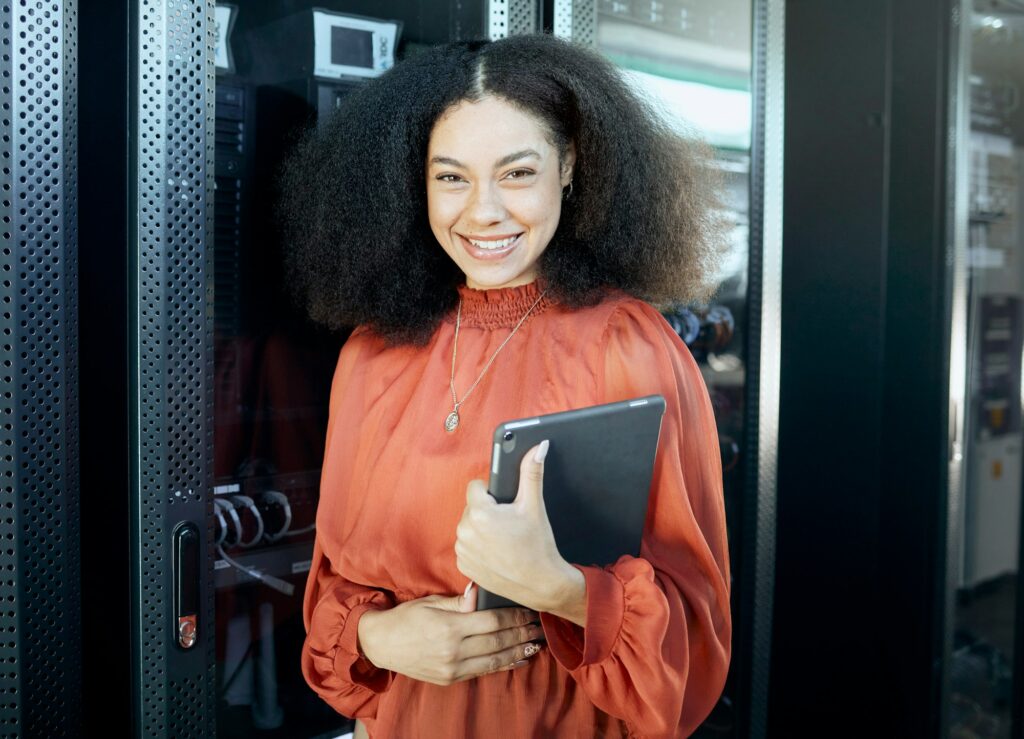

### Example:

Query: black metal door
xmin=0 ymin=2 xmax=82 ymax=736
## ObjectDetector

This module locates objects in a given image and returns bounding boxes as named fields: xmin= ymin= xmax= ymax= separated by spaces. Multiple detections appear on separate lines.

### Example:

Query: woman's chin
xmin=464 ymin=269 xmax=538 ymax=291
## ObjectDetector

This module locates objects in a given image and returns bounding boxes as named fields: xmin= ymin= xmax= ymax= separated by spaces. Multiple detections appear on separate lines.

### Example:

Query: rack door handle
xmin=172 ymin=522 xmax=200 ymax=649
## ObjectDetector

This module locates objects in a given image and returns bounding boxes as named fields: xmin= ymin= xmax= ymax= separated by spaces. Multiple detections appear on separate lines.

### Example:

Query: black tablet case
xmin=476 ymin=395 xmax=666 ymax=610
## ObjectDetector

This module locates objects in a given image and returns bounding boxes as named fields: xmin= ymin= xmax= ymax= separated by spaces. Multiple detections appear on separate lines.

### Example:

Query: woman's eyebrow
xmin=493 ymin=149 xmax=541 ymax=168
xmin=428 ymin=149 xmax=542 ymax=170
xmin=428 ymin=155 xmax=465 ymax=169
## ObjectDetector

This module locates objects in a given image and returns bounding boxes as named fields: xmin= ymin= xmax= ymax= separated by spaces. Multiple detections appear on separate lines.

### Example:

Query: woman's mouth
xmin=459 ymin=233 xmax=523 ymax=260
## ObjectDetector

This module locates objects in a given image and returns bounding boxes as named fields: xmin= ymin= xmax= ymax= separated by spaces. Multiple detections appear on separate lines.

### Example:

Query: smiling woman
xmin=280 ymin=33 xmax=731 ymax=739
xmin=279 ymin=34 xmax=723 ymax=346
xmin=425 ymin=97 xmax=575 ymax=291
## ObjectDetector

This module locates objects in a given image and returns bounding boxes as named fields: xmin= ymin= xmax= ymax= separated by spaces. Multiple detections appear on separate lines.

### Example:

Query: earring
xmin=563 ymin=181 xmax=574 ymax=200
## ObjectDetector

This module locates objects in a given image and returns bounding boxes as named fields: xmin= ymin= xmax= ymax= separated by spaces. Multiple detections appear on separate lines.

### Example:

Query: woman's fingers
xmin=458 ymin=622 xmax=545 ymax=660
xmin=370 ymin=596 xmax=547 ymax=686
xmin=441 ymin=605 xmax=537 ymax=638
xmin=514 ymin=440 xmax=549 ymax=512
xmin=419 ymin=584 xmax=477 ymax=614
xmin=465 ymin=478 xmax=493 ymax=506
xmin=453 ymin=640 xmax=544 ymax=682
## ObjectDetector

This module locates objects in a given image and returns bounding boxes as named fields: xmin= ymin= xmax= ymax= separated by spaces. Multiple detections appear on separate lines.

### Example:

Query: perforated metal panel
xmin=489 ymin=0 xmax=540 ymax=38
xmin=553 ymin=0 xmax=573 ymax=38
xmin=488 ymin=0 xmax=509 ymax=38
xmin=507 ymin=0 xmax=536 ymax=35
xmin=568 ymin=0 xmax=597 ymax=45
xmin=0 ymin=1 xmax=81 ymax=736
xmin=130 ymin=0 xmax=216 ymax=736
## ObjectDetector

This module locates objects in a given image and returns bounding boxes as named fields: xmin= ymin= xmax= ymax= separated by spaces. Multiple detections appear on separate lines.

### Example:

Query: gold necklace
xmin=445 ymin=288 xmax=548 ymax=433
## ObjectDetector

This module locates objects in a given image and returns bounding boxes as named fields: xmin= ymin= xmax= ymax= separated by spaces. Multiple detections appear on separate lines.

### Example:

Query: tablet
xmin=476 ymin=395 xmax=666 ymax=611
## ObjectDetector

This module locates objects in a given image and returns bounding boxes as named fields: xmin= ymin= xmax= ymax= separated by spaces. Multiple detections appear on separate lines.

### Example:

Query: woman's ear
xmin=561 ymin=141 xmax=577 ymax=186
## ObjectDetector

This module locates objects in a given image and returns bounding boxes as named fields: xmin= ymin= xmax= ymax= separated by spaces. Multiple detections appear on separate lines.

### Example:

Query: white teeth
xmin=468 ymin=235 xmax=519 ymax=250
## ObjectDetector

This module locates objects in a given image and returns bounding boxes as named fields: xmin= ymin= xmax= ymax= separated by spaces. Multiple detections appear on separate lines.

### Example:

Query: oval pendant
xmin=444 ymin=410 xmax=460 ymax=433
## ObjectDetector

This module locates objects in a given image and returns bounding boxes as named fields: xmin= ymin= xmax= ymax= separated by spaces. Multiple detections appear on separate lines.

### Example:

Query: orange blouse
xmin=301 ymin=281 xmax=732 ymax=738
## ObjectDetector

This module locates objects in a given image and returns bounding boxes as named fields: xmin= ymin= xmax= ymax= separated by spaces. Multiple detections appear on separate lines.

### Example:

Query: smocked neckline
xmin=452 ymin=280 xmax=554 ymax=329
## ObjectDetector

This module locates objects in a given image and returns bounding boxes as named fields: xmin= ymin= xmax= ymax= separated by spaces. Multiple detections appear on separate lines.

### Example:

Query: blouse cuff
xmin=333 ymin=595 xmax=395 ymax=693
xmin=540 ymin=565 xmax=624 ymax=670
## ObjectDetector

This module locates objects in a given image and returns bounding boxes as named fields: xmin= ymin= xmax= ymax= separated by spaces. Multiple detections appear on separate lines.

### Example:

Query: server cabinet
xmin=776 ymin=0 xmax=1023 ymax=737
xmin=136 ymin=0 xmax=217 ymax=733
xmin=0 ymin=2 xmax=82 ymax=736
xmin=776 ymin=0 xmax=957 ymax=734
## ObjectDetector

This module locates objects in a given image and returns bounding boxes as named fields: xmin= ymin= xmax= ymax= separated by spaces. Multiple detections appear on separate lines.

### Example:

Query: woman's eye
xmin=505 ymin=169 xmax=535 ymax=180
xmin=436 ymin=174 xmax=464 ymax=183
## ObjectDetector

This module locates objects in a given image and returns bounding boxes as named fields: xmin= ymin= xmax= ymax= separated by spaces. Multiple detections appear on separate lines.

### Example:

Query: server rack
xmin=129 ymin=1 xmax=218 ymax=734
xmin=772 ymin=0 xmax=1024 ymax=736
xmin=0 ymin=2 xmax=82 ymax=736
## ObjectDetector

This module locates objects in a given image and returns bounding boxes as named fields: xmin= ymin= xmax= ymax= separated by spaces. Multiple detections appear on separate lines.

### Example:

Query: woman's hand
xmin=356 ymin=585 xmax=544 ymax=686
xmin=455 ymin=441 xmax=587 ymax=622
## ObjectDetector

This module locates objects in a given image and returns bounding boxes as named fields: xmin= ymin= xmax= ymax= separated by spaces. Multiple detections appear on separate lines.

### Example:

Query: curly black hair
xmin=278 ymin=33 xmax=723 ymax=345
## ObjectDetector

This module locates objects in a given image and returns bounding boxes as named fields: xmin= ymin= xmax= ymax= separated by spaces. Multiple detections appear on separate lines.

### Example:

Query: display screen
xmin=330 ymin=26 xmax=373 ymax=69
xmin=214 ymin=4 xmax=235 ymax=71
xmin=313 ymin=11 xmax=399 ymax=79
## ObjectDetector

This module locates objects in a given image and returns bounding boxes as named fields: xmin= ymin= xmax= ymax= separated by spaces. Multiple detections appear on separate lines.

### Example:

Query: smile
xmin=468 ymin=234 xmax=519 ymax=250
xmin=459 ymin=233 xmax=524 ymax=259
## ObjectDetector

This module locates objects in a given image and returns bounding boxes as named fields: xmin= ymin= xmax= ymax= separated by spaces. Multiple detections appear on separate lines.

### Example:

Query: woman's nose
xmin=466 ymin=183 xmax=506 ymax=225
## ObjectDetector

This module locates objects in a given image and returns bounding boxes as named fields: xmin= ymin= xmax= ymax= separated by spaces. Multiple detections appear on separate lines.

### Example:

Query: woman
xmin=280 ymin=33 xmax=731 ymax=738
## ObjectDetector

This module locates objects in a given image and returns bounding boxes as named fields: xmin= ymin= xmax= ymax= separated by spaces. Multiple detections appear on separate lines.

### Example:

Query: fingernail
xmin=512 ymin=659 xmax=530 ymax=668
xmin=534 ymin=440 xmax=550 ymax=464
xmin=524 ymin=643 xmax=540 ymax=657
xmin=463 ymin=581 xmax=474 ymax=598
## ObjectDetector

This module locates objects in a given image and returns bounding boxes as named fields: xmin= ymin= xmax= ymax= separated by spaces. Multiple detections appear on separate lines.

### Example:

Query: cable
xmin=213 ymin=502 xmax=228 ymax=547
xmin=283 ymin=521 xmax=316 ymax=537
xmin=260 ymin=489 xmax=292 ymax=542
xmin=215 ymin=497 xmax=243 ymax=546
xmin=216 ymin=544 xmax=295 ymax=597
xmin=230 ymin=494 xmax=264 ymax=548
xmin=283 ymin=501 xmax=316 ymax=537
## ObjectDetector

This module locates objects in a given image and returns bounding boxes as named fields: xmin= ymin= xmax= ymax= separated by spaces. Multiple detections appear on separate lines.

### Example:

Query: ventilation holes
xmin=3 ymin=1 xmax=80 ymax=735
xmin=572 ymin=1 xmax=597 ymax=45
xmin=137 ymin=1 xmax=214 ymax=735
xmin=507 ymin=0 xmax=536 ymax=36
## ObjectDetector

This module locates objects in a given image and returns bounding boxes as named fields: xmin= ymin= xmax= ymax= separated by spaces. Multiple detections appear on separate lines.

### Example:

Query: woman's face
xmin=426 ymin=96 xmax=574 ymax=291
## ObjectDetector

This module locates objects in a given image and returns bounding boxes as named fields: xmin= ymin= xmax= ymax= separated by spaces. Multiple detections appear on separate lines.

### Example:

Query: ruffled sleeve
xmin=301 ymin=538 xmax=396 ymax=716
xmin=300 ymin=329 xmax=397 ymax=718
xmin=539 ymin=300 xmax=732 ymax=737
